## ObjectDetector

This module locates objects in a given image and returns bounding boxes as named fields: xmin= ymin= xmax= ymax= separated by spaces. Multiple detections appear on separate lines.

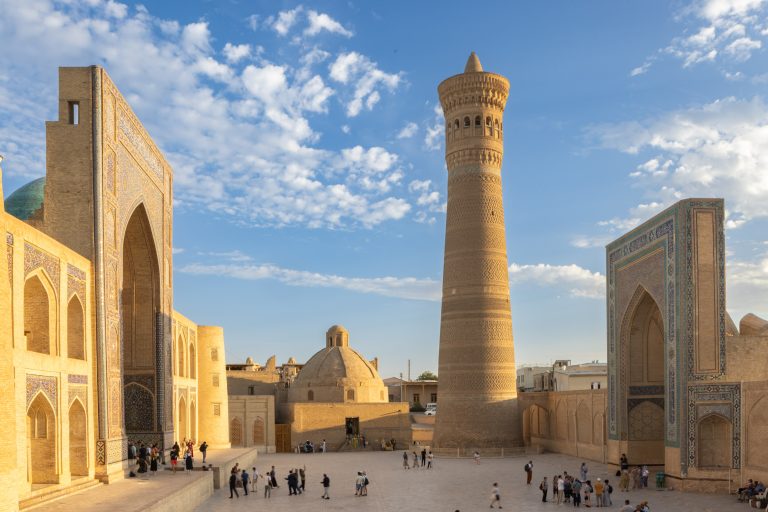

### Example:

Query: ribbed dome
xmin=294 ymin=345 xmax=382 ymax=387
xmin=5 ymin=177 xmax=45 ymax=220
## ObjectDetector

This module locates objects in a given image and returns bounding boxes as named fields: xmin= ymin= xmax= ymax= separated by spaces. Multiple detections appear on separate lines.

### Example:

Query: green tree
xmin=416 ymin=371 xmax=437 ymax=381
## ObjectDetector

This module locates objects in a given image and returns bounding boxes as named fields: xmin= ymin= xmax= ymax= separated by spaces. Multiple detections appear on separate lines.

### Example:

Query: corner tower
xmin=433 ymin=52 xmax=520 ymax=449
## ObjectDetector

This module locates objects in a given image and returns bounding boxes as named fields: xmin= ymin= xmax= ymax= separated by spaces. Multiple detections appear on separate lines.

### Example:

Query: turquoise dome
xmin=5 ymin=177 xmax=45 ymax=220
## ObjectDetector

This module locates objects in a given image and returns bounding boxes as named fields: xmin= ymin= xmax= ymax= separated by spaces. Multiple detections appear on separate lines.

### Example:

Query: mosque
xmin=0 ymin=67 xmax=231 ymax=509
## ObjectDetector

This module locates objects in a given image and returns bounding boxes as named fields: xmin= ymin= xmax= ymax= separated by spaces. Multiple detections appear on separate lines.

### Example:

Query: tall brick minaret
xmin=433 ymin=53 xmax=520 ymax=450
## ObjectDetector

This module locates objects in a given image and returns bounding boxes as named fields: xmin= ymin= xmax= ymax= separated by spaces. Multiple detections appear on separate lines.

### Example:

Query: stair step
xmin=21 ymin=478 xmax=102 ymax=510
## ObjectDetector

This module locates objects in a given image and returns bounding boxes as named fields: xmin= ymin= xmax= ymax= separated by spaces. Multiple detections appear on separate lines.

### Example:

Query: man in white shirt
xmin=620 ymin=499 xmax=634 ymax=512
xmin=489 ymin=482 xmax=502 ymax=509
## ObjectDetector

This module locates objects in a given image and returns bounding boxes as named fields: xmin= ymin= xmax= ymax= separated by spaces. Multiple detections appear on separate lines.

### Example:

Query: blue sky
xmin=1 ymin=0 xmax=767 ymax=378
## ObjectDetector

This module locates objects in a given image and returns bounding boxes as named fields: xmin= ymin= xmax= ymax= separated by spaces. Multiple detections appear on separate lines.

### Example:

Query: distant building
xmin=384 ymin=377 xmax=438 ymax=407
xmin=516 ymin=366 xmax=551 ymax=392
xmin=553 ymin=361 xmax=607 ymax=391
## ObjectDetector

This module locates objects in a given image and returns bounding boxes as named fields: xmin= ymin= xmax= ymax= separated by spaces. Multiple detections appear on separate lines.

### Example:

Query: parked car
xmin=424 ymin=403 xmax=437 ymax=416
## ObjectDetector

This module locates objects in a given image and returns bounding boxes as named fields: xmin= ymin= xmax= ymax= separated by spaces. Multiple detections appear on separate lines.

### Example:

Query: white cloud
xmin=424 ymin=104 xmax=444 ymax=150
xmin=632 ymin=0 xmax=768 ymax=73
xmin=180 ymin=261 xmax=439 ymax=301
xmin=329 ymin=52 xmax=401 ymax=117
xmin=269 ymin=6 xmax=303 ymax=36
xmin=305 ymin=10 xmax=352 ymax=37
xmin=591 ymin=96 xmax=768 ymax=227
xmin=508 ymin=263 xmax=606 ymax=299
xmin=341 ymin=146 xmax=398 ymax=173
xmin=222 ymin=42 xmax=251 ymax=63
xmin=0 ymin=0 xmax=414 ymax=229
xmin=397 ymin=122 xmax=418 ymax=139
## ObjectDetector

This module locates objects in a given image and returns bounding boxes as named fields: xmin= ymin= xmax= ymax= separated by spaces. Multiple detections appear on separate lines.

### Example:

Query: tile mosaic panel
xmin=26 ymin=374 xmax=57 ymax=408
xmin=24 ymin=242 xmax=60 ymax=295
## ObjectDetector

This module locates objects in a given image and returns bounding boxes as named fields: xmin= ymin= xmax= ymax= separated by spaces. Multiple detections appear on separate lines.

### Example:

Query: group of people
xmin=299 ymin=439 xmax=327 ymax=453
xmin=401 ymin=449 xmax=434 ymax=469
xmin=227 ymin=464 xmax=337 ymax=501
xmin=618 ymin=454 xmax=651 ymax=491
xmin=520 ymin=459 xmax=651 ymax=510
xmin=127 ymin=438 xmax=210 ymax=477
xmin=737 ymin=479 xmax=767 ymax=508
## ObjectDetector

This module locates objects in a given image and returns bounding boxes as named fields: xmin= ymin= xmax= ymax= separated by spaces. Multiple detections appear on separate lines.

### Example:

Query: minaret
xmin=433 ymin=52 xmax=520 ymax=450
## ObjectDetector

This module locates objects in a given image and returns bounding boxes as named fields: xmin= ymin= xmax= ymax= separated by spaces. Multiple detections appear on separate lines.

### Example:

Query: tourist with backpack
xmin=525 ymin=460 xmax=533 ymax=484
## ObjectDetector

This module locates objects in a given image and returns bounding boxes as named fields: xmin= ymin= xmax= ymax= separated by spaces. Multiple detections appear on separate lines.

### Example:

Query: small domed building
xmin=288 ymin=325 xmax=388 ymax=404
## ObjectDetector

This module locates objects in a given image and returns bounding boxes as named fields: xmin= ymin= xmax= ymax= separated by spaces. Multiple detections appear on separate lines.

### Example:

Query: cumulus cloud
xmin=424 ymin=104 xmax=444 ymax=150
xmin=397 ymin=121 xmax=418 ymax=139
xmin=632 ymin=0 xmax=768 ymax=74
xmin=223 ymin=42 xmax=251 ymax=63
xmin=590 ymin=96 xmax=768 ymax=228
xmin=508 ymin=263 xmax=606 ymax=299
xmin=0 ymin=0 xmax=413 ymax=229
xmin=329 ymin=52 xmax=401 ymax=117
xmin=305 ymin=10 xmax=352 ymax=37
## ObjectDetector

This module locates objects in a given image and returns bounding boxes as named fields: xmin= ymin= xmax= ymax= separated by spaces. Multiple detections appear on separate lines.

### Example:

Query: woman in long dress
xmin=185 ymin=449 xmax=194 ymax=473
xmin=150 ymin=445 xmax=159 ymax=475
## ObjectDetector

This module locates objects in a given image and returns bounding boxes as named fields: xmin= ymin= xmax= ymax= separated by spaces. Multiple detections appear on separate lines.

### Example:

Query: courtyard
xmin=194 ymin=452 xmax=750 ymax=512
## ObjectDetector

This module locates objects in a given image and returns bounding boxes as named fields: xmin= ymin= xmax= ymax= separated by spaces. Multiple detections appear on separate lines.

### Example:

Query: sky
xmin=1 ymin=0 xmax=767 ymax=379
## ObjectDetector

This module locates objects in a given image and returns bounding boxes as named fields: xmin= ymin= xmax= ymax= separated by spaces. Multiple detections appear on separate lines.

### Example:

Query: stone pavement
xmin=194 ymin=452 xmax=750 ymax=512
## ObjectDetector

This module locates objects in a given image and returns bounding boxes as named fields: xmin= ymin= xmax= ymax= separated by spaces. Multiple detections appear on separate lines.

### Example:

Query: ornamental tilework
xmin=67 ymin=265 xmax=86 ymax=301
xmin=96 ymin=440 xmax=106 ymax=465
xmin=629 ymin=386 xmax=665 ymax=396
xmin=5 ymin=232 xmax=12 ymax=246
xmin=118 ymin=108 xmax=163 ymax=181
xmin=68 ymin=374 xmax=88 ymax=385
xmin=26 ymin=374 xmax=57 ymax=408
xmin=24 ymin=242 xmax=60 ymax=296
xmin=687 ymin=383 xmax=740 ymax=469
xmin=69 ymin=385 xmax=87 ymax=406
xmin=6 ymin=245 xmax=11 ymax=287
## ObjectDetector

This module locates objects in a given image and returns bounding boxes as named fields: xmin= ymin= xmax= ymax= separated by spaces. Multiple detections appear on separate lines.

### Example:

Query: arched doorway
xmin=698 ymin=414 xmax=731 ymax=468
xmin=67 ymin=296 xmax=85 ymax=360
xmin=121 ymin=205 xmax=160 ymax=438
xmin=27 ymin=393 xmax=57 ymax=484
xmin=624 ymin=290 xmax=665 ymax=465
xmin=24 ymin=274 xmax=54 ymax=355
xmin=178 ymin=397 xmax=187 ymax=441
xmin=69 ymin=400 xmax=88 ymax=476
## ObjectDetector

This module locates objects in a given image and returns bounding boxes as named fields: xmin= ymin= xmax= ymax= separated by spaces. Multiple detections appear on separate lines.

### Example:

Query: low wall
xmin=145 ymin=474 xmax=213 ymax=512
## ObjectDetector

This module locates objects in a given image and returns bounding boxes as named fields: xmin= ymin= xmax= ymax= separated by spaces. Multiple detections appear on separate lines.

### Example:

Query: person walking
xmin=412 ymin=451 xmax=419 ymax=469
xmin=229 ymin=471 xmax=240 ymax=499
xmin=572 ymin=480 xmax=582 ymax=508
xmin=355 ymin=471 xmax=364 ymax=496
xmin=604 ymin=479 xmax=613 ymax=506
xmin=474 ymin=451 xmax=481 ymax=464
xmin=540 ymin=477 xmax=549 ymax=502
xmin=321 ymin=473 xmax=330 ymax=499
xmin=402 ymin=451 xmax=410 ymax=469
xmin=421 ymin=448 xmax=427 ymax=467
xmin=427 ymin=451 xmax=434 ymax=469
xmin=299 ymin=465 xmax=306 ymax=492
xmin=489 ymin=482 xmax=502 ymax=509
xmin=270 ymin=466 xmax=278 ymax=488
xmin=199 ymin=441 xmax=208 ymax=464
xmin=241 ymin=469 xmax=250 ymax=496
xmin=580 ymin=462 xmax=589 ymax=482
xmin=525 ymin=460 xmax=533 ymax=485
xmin=361 ymin=471 xmax=369 ymax=496
xmin=641 ymin=466 xmax=649 ymax=488
xmin=251 ymin=467 xmax=259 ymax=493
xmin=620 ymin=469 xmax=629 ymax=492
xmin=264 ymin=470 xmax=273 ymax=498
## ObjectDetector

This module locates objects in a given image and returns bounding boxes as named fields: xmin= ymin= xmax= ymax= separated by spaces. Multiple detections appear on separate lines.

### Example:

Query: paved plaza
xmin=194 ymin=452 xmax=749 ymax=512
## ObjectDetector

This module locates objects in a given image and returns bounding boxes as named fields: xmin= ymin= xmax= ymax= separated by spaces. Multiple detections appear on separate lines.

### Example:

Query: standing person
xmin=489 ymin=482 xmax=502 ymax=509
xmin=355 ymin=471 xmax=364 ymax=496
xmin=251 ymin=467 xmax=259 ymax=493
xmin=361 ymin=471 xmax=369 ymax=496
xmin=199 ymin=441 xmax=208 ymax=464
xmin=229 ymin=471 xmax=240 ymax=499
xmin=286 ymin=469 xmax=297 ymax=495
xmin=321 ymin=473 xmax=330 ymax=499
xmin=270 ymin=466 xmax=278 ymax=488
xmin=421 ymin=448 xmax=427 ymax=467
xmin=473 ymin=451 xmax=481 ymax=464
xmin=620 ymin=468 xmax=629 ymax=492
xmin=525 ymin=460 xmax=533 ymax=485
xmin=620 ymin=454 xmax=629 ymax=472
xmin=241 ymin=468 xmax=250 ymax=496
xmin=264 ymin=470 xmax=273 ymax=498
xmin=427 ymin=451 xmax=434 ymax=469
xmin=170 ymin=444 xmax=179 ymax=473
xmin=321 ymin=439 xmax=327 ymax=453
xmin=149 ymin=445 xmax=159 ymax=477
xmin=580 ymin=462 xmax=589 ymax=482
xmin=604 ymin=479 xmax=613 ymax=507
xmin=583 ymin=480 xmax=592 ymax=508
xmin=552 ymin=474 xmax=559 ymax=504
xmin=572 ymin=480 xmax=582 ymax=508
xmin=594 ymin=478 xmax=604 ymax=507
xmin=641 ymin=466 xmax=649 ymax=488
xmin=564 ymin=476 xmax=573 ymax=504
xmin=557 ymin=475 xmax=565 ymax=505
xmin=402 ymin=451 xmax=410 ymax=469
xmin=412 ymin=451 xmax=420 ymax=469
xmin=540 ymin=477 xmax=549 ymax=502
xmin=184 ymin=449 xmax=193 ymax=474
xmin=299 ymin=465 xmax=306 ymax=492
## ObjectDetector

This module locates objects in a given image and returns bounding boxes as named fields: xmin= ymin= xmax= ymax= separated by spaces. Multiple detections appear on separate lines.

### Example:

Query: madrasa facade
xmin=0 ymin=66 xmax=231 ymax=508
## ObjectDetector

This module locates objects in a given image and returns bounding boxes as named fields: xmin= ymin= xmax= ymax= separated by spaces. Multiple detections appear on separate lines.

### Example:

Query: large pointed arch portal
xmin=121 ymin=204 xmax=161 ymax=439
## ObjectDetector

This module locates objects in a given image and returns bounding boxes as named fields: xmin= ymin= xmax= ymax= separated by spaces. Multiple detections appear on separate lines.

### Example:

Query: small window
xmin=346 ymin=389 xmax=355 ymax=401
xmin=454 ymin=119 xmax=459 ymax=130
xmin=68 ymin=101 xmax=79 ymax=125
xmin=212 ymin=374 xmax=220 ymax=387
xmin=308 ymin=390 xmax=314 ymax=401
xmin=486 ymin=116 xmax=492 ymax=126
xmin=413 ymin=393 xmax=420 ymax=404
xmin=213 ymin=403 xmax=221 ymax=416
xmin=431 ymin=393 xmax=437 ymax=402
xmin=248 ymin=386 xmax=255 ymax=396
xmin=474 ymin=116 xmax=481 ymax=126
xmin=463 ymin=116 xmax=470 ymax=127
xmin=211 ymin=348 xmax=218 ymax=361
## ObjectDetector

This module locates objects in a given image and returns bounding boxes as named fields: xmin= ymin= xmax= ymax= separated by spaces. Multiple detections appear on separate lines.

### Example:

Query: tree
xmin=417 ymin=371 xmax=437 ymax=381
